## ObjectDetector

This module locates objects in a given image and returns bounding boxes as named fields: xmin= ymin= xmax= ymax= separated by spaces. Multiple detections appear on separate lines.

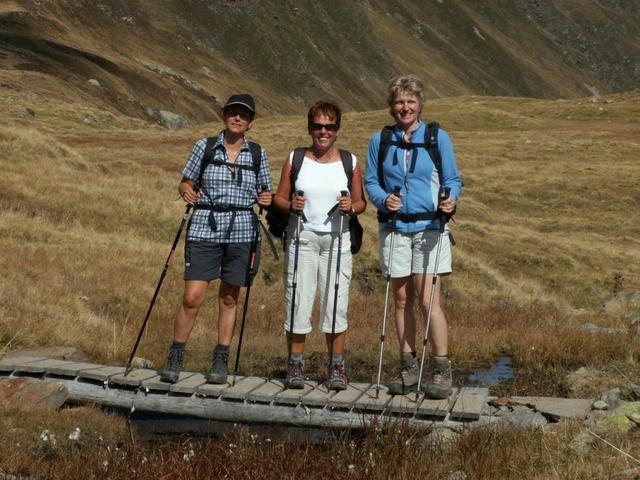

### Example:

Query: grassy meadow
xmin=1 ymin=83 xmax=640 ymax=478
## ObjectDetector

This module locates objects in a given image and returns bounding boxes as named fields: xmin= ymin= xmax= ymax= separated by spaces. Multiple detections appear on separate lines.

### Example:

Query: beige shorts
xmin=379 ymin=227 xmax=452 ymax=278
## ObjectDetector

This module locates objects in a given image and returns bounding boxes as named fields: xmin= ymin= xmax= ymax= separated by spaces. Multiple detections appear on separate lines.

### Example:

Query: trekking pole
xmin=415 ymin=187 xmax=451 ymax=401
xmin=232 ymin=185 xmax=268 ymax=386
xmin=124 ymin=204 xmax=192 ymax=376
xmin=287 ymin=190 xmax=305 ymax=357
xmin=374 ymin=185 xmax=402 ymax=398
xmin=328 ymin=190 xmax=348 ymax=373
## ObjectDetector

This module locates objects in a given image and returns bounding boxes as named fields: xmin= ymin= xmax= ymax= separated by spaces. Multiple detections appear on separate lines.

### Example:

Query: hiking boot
xmin=327 ymin=360 xmax=348 ymax=391
xmin=205 ymin=345 xmax=229 ymax=384
xmin=285 ymin=356 xmax=305 ymax=389
xmin=424 ymin=356 xmax=453 ymax=400
xmin=159 ymin=342 xmax=185 ymax=384
xmin=388 ymin=352 xmax=419 ymax=395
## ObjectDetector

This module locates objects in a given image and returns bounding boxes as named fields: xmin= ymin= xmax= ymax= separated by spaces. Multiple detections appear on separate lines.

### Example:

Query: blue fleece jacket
xmin=364 ymin=121 xmax=461 ymax=232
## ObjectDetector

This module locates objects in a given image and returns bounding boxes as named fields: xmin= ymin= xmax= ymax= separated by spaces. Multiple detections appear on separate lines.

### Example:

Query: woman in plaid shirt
xmin=160 ymin=94 xmax=272 ymax=384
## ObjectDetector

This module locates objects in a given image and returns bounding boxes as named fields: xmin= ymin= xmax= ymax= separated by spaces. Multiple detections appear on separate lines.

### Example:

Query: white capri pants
xmin=379 ymin=227 xmax=452 ymax=278
xmin=283 ymin=228 xmax=352 ymax=335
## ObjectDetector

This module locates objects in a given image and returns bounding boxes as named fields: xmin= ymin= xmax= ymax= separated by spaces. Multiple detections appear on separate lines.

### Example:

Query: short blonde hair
xmin=386 ymin=75 xmax=426 ymax=107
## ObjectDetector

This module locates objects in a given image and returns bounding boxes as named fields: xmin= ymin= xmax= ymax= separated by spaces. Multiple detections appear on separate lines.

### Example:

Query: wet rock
xmin=160 ymin=110 xmax=188 ymax=130
xmin=500 ymin=405 xmax=547 ymax=428
xmin=0 ymin=378 xmax=68 ymax=411
xmin=4 ymin=347 xmax=88 ymax=362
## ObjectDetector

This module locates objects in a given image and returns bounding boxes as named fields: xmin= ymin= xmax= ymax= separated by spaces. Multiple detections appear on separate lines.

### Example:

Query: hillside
xmin=1 ymin=0 xmax=639 ymax=126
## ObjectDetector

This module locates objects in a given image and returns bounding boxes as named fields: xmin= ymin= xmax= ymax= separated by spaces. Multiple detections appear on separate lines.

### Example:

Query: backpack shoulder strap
xmin=289 ymin=147 xmax=306 ymax=198
xmin=377 ymin=125 xmax=395 ymax=191
xmin=197 ymin=137 xmax=217 ymax=190
xmin=248 ymin=141 xmax=262 ymax=174
xmin=424 ymin=121 xmax=442 ymax=183
xmin=339 ymin=149 xmax=354 ymax=193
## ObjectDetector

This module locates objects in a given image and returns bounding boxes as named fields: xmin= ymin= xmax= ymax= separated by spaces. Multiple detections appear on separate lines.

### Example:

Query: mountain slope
xmin=0 ymin=0 xmax=638 ymax=124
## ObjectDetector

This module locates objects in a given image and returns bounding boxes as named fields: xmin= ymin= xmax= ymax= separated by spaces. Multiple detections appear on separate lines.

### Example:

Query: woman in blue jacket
xmin=364 ymin=75 xmax=461 ymax=399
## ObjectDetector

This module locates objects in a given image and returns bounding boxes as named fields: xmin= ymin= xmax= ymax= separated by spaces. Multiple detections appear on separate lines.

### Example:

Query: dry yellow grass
xmin=1 ymin=88 xmax=639 ymax=386
xmin=1 ymin=85 xmax=640 ymax=480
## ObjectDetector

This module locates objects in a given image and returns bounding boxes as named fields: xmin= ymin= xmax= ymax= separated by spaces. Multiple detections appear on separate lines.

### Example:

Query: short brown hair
xmin=386 ymin=75 xmax=425 ymax=107
xmin=307 ymin=100 xmax=342 ymax=130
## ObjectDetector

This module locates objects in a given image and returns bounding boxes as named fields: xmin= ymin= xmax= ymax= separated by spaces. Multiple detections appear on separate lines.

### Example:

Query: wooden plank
xmin=301 ymin=381 xmax=333 ymax=407
xmin=450 ymin=387 xmax=489 ymax=420
xmin=109 ymin=369 xmax=158 ymax=388
xmin=46 ymin=362 xmax=105 ymax=377
xmin=353 ymin=384 xmax=393 ymax=412
xmin=142 ymin=372 xmax=196 ymax=392
xmin=196 ymin=376 xmax=240 ymax=398
xmin=170 ymin=374 xmax=207 ymax=394
xmin=417 ymin=388 xmax=459 ymax=417
xmin=78 ymin=366 xmax=126 ymax=382
xmin=11 ymin=358 xmax=73 ymax=374
xmin=327 ymin=383 xmax=368 ymax=409
xmin=274 ymin=381 xmax=315 ymax=405
xmin=247 ymin=379 xmax=285 ymax=403
xmin=0 ymin=355 xmax=47 ymax=372
xmin=388 ymin=391 xmax=421 ymax=414
xmin=221 ymin=376 xmax=267 ymax=401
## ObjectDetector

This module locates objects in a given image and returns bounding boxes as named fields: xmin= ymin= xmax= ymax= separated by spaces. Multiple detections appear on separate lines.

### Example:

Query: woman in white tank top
xmin=273 ymin=100 xmax=366 ymax=391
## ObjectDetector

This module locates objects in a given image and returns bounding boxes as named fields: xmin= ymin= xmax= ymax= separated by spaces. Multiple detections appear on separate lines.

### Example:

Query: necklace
xmin=310 ymin=147 xmax=335 ymax=163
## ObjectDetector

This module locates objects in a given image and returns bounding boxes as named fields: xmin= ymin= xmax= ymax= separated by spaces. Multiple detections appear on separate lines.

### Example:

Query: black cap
xmin=223 ymin=94 xmax=256 ymax=114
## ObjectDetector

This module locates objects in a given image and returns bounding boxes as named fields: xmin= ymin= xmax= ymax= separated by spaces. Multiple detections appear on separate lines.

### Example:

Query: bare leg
xmin=413 ymin=274 xmax=448 ymax=356
xmin=217 ymin=280 xmax=241 ymax=347
xmin=289 ymin=333 xmax=306 ymax=355
xmin=324 ymin=331 xmax=346 ymax=356
xmin=173 ymin=280 xmax=209 ymax=343
xmin=392 ymin=276 xmax=416 ymax=353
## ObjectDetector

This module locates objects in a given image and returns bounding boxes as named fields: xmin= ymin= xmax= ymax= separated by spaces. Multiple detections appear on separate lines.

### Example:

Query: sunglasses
xmin=309 ymin=122 xmax=339 ymax=132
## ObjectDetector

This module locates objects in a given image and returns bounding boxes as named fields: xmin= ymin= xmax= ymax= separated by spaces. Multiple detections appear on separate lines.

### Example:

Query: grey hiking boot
xmin=327 ymin=360 xmax=348 ymax=391
xmin=388 ymin=352 xmax=419 ymax=395
xmin=285 ymin=356 xmax=305 ymax=389
xmin=159 ymin=342 xmax=185 ymax=384
xmin=424 ymin=356 xmax=453 ymax=400
xmin=205 ymin=345 xmax=229 ymax=384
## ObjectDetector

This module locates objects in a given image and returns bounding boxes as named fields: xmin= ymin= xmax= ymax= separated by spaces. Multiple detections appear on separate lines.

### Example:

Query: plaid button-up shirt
xmin=182 ymin=132 xmax=272 ymax=243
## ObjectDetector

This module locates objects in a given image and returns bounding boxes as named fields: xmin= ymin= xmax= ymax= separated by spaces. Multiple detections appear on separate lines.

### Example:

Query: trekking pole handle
xmin=391 ymin=186 xmax=401 ymax=228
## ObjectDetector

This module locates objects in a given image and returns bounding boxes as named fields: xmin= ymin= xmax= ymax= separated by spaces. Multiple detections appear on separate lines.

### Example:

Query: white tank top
xmin=289 ymin=151 xmax=357 ymax=233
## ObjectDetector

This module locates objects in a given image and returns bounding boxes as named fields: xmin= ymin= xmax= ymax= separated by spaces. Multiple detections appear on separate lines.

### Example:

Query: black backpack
xmin=196 ymin=137 xmax=262 ymax=189
xmin=377 ymin=121 xmax=442 ymax=191
xmin=266 ymin=148 xmax=363 ymax=254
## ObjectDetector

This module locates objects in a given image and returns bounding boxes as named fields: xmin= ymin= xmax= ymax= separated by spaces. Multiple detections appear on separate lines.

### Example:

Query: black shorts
xmin=184 ymin=241 xmax=260 ymax=287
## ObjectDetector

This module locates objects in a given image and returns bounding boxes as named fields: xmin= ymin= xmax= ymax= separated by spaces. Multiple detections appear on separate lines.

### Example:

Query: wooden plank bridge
xmin=1 ymin=355 xmax=496 ymax=430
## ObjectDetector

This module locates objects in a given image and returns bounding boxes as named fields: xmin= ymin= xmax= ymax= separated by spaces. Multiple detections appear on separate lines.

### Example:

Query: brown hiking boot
xmin=388 ymin=352 xmax=419 ymax=395
xmin=424 ymin=356 xmax=453 ymax=400
xmin=285 ymin=357 xmax=305 ymax=389
xmin=327 ymin=361 xmax=348 ymax=391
